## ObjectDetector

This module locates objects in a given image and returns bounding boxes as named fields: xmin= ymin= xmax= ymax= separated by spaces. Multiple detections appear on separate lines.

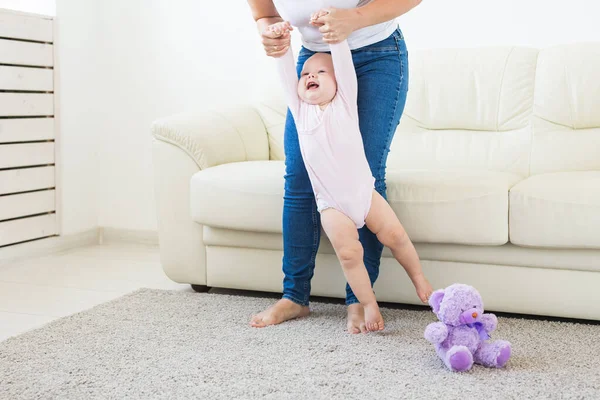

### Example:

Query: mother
xmin=248 ymin=0 xmax=421 ymax=333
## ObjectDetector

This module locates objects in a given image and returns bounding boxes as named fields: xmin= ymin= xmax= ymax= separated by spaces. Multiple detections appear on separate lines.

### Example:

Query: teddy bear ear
xmin=429 ymin=289 xmax=445 ymax=313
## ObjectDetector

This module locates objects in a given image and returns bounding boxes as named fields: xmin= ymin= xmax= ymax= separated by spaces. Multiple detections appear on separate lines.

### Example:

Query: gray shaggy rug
xmin=1 ymin=289 xmax=599 ymax=399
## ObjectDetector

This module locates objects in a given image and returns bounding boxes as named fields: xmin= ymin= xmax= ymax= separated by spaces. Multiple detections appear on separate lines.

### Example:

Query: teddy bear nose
xmin=472 ymin=312 xmax=478 ymax=318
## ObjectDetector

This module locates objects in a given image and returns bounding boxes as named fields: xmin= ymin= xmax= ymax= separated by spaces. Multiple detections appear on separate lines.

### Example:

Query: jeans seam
xmin=354 ymin=47 xmax=398 ymax=53
xmin=376 ymin=37 xmax=403 ymax=191
xmin=396 ymin=26 xmax=404 ymax=41
xmin=305 ymin=199 xmax=319 ymax=304
xmin=286 ymin=51 xmax=316 ymax=307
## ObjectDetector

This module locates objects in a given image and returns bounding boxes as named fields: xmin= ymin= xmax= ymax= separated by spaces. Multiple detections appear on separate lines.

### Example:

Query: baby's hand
xmin=268 ymin=21 xmax=293 ymax=37
xmin=310 ymin=9 xmax=330 ymax=26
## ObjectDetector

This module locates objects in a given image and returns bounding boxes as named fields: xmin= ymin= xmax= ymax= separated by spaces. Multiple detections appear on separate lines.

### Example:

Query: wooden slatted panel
xmin=0 ymin=190 xmax=55 ymax=220
xmin=0 ymin=118 xmax=54 ymax=143
xmin=0 ymin=93 xmax=53 ymax=116
xmin=0 ymin=65 xmax=53 ymax=91
xmin=0 ymin=166 xmax=55 ymax=195
xmin=0 ymin=38 xmax=53 ymax=66
xmin=0 ymin=10 xmax=53 ymax=42
xmin=0 ymin=11 xmax=58 ymax=246
xmin=0 ymin=213 xmax=56 ymax=246
xmin=0 ymin=142 xmax=54 ymax=168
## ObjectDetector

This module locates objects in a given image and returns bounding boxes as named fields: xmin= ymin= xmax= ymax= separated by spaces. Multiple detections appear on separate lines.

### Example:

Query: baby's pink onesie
xmin=278 ymin=40 xmax=375 ymax=229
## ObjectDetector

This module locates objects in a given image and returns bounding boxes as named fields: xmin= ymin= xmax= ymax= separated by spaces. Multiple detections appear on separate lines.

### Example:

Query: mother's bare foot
xmin=250 ymin=299 xmax=309 ymax=328
xmin=412 ymin=273 xmax=434 ymax=303
xmin=347 ymin=303 xmax=367 ymax=334
xmin=364 ymin=302 xmax=384 ymax=332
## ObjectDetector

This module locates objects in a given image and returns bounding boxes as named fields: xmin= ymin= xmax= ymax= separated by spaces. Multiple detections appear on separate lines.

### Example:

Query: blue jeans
xmin=282 ymin=27 xmax=409 ymax=306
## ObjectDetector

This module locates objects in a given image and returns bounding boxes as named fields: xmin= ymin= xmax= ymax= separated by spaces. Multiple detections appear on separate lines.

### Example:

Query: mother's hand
xmin=260 ymin=22 xmax=292 ymax=58
xmin=310 ymin=7 xmax=360 ymax=44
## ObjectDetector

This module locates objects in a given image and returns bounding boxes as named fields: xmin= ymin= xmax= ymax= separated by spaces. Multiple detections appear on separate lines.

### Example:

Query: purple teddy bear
xmin=424 ymin=283 xmax=511 ymax=372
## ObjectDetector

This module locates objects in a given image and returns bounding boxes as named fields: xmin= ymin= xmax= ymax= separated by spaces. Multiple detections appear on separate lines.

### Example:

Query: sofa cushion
xmin=534 ymin=43 xmax=600 ymax=130
xmin=404 ymin=47 xmax=538 ymax=131
xmin=529 ymin=43 xmax=600 ymax=175
xmin=509 ymin=171 xmax=600 ymax=249
xmin=190 ymin=161 xmax=285 ymax=233
xmin=191 ymin=161 xmax=521 ymax=245
xmin=386 ymin=170 xmax=522 ymax=245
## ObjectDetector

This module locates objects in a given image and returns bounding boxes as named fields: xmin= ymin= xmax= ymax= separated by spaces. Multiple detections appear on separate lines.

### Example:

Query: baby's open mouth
xmin=307 ymin=82 xmax=319 ymax=90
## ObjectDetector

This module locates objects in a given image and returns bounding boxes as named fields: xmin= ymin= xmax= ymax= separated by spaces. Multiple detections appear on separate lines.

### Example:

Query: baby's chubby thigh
xmin=320 ymin=206 xmax=364 ymax=270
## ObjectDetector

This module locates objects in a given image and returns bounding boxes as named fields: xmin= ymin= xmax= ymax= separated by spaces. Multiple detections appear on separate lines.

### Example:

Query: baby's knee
xmin=380 ymin=225 xmax=409 ymax=248
xmin=337 ymin=242 xmax=364 ymax=268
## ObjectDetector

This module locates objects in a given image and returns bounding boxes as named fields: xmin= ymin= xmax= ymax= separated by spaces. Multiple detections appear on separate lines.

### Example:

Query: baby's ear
xmin=429 ymin=289 xmax=445 ymax=314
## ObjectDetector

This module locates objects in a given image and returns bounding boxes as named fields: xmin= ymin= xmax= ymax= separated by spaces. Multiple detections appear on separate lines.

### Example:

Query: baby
xmin=271 ymin=19 xmax=433 ymax=332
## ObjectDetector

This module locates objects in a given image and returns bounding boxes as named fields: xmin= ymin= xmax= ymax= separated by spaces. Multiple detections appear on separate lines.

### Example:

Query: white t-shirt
xmin=272 ymin=0 xmax=398 ymax=51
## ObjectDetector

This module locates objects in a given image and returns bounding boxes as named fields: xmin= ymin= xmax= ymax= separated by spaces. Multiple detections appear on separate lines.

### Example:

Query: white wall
xmin=55 ymin=0 xmax=600 ymax=233
xmin=54 ymin=0 xmax=101 ymax=234
xmin=79 ymin=0 xmax=271 ymax=232
xmin=401 ymin=0 xmax=599 ymax=49
xmin=0 ymin=0 xmax=55 ymax=16
xmin=88 ymin=1 xmax=268 ymax=232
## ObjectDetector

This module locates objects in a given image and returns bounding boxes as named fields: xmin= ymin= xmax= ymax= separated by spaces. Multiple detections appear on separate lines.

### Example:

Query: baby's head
xmin=298 ymin=53 xmax=337 ymax=105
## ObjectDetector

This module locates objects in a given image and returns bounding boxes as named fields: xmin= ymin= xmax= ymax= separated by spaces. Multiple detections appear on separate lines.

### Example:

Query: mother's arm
xmin=247 ymin=0 xmax=291 ymax=58
xmin=312 ymin=0 xmax=423 ymax=43
xmin=352 ymin=0 xmax=423 ymax=29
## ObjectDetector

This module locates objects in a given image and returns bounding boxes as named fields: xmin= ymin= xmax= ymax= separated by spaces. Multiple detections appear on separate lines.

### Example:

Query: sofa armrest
xmin=152 ymin=105 xmax=270 ymax=169
xmin=150 ymin=104 xmax=269 ymax=285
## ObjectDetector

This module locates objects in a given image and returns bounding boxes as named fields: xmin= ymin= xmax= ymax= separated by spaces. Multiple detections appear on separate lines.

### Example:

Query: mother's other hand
xmin=261 ymin=22 xmax=292 ymax=58
xmin=310 ymin=7 xmax=360 ymax=44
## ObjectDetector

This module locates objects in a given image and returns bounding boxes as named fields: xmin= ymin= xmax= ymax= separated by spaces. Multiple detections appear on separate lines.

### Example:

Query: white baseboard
xmin=0 ymin=229 xmax=99 ymax=266
xmin=0 ymin=227 xmax=159 ymax=266
xmin=99 ymin=227 xmax=159 ymax=246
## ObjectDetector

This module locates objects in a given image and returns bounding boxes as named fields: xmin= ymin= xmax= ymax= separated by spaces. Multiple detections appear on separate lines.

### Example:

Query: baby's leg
xmin=321 ymin=208 xmax=384 ymax=332
xmin=365 ymin=190 xmax=433 ymax=303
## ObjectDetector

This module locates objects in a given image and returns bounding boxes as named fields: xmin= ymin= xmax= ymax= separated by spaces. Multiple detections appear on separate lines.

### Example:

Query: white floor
xmin=0 ymin=243 xmax=192 ymax=342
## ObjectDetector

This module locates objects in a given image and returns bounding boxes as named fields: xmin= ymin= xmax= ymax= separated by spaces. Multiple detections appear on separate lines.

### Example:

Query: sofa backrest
xmin=530 ymin=43 xmax=600 ymax=175
xmin=388 ymin=46 xmax=539 ymax=177
xmin=255 ymin=91 xmax=287 ymax=161
xmin=259 ymin=43 xmax=600 ymax=178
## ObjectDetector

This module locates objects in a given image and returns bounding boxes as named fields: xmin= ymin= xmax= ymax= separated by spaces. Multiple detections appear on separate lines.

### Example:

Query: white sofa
xmin=151 ymin=43 xmax=600 ymax=320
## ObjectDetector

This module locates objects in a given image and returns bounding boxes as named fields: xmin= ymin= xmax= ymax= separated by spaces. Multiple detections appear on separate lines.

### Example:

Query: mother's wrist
xmin=349 ymin=8 xmax=366 ymax=32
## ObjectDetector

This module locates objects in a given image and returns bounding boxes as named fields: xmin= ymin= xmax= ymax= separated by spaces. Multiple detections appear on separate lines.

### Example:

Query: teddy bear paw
xmin=446 ymin=346 xmax=473 ymax=372
xmin=495 ymin=342 xmax=511 ymax=368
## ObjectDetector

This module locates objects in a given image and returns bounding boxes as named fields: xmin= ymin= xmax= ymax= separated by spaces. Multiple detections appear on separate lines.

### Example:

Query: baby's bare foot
xmin=363 ymin=302 xmax=384 ymax=332
xmin=250 ymin=299 xmax=309 ymax=328
xmin=347 ymin=303 xmax=367 ymax=334
xmin=412 ymin=273 xmax=434 ymax=303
